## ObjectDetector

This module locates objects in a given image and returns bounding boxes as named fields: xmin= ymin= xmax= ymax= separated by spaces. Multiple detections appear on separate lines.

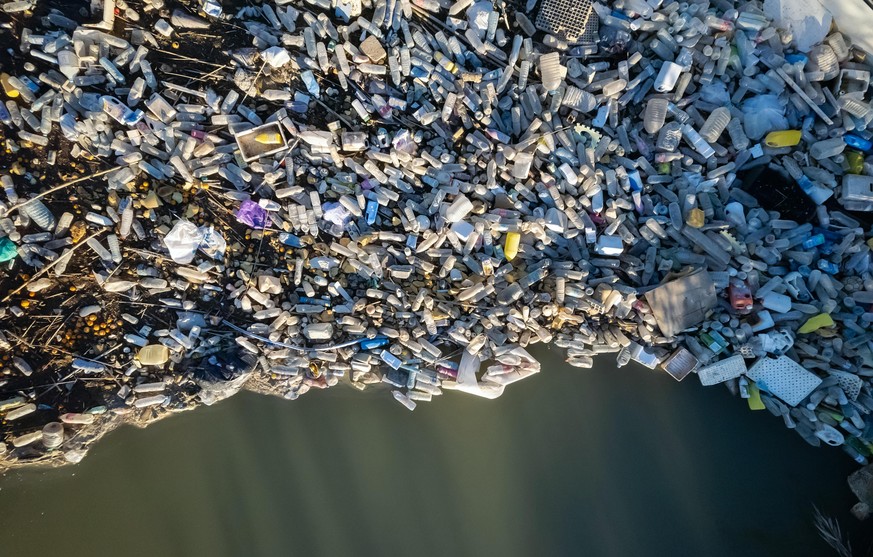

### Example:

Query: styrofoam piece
xmin=746 ymin=356 xmax=822 ymax=407
xmin=698 ymin=355 xmax=747 ymax=386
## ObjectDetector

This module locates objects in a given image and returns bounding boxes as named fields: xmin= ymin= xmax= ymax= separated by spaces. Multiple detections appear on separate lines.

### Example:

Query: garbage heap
xmin=1 ymin=0 xmax=872 ymax=472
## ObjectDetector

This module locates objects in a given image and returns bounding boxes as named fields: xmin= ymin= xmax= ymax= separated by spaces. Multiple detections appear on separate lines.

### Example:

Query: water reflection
xmin=0 ymin=348 xmax=866 ymax=556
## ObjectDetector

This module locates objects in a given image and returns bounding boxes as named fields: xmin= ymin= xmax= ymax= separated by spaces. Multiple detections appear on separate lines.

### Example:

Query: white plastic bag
xmin=163 ymin=220 xmax=203 ymax=264
xmin=742 ymin=94 xmax=788 ymax=140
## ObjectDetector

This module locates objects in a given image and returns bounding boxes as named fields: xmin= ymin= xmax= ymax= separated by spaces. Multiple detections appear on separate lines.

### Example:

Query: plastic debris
xmin=0 ymin=0 xmax=872 ymax=476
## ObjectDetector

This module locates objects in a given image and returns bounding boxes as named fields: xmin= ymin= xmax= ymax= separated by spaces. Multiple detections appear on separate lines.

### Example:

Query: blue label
xmin=366 ymin=199 xmax=378 ymax=225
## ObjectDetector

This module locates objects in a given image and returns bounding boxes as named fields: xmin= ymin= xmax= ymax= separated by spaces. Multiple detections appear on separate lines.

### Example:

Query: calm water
xmin=1 ymin=348 xmax=868 ymax=556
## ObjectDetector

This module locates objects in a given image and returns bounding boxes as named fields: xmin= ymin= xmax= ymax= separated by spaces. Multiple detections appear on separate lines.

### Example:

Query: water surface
xmin=1 ymin=349 xmax=867 ymax=556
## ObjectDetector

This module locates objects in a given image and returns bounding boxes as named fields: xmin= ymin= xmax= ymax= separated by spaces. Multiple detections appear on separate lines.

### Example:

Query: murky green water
xmin=0 ymin=349 xmax=867 ymax=556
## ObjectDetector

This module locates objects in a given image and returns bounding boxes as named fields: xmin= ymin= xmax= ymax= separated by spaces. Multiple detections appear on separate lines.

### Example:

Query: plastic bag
xmin=0 ymin=237 xmax=17 ymax=262
xmin=199 ymin=225 xmax=226 ymax=259
xmin=235 ymin=200 xmax=268 ymax=229
xmin=466 ymin=2 xmax=492 ymax=36
xmin=260 ymin=46 xmax=291 ymax=68
xmin=742 ymin=94 xmax=788 ymax=140
xmin=163 ymin=220 xmax=203 ymax=264
xmin=699 ymin=82 xmax=730 ymax=106
xmin=163 ymin=220 xmax=226 ymax=263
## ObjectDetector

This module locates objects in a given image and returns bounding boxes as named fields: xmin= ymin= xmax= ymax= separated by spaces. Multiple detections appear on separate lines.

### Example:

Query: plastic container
xmin=137 ymin=345 xmax=170 ymax=366
xmin=764 ymin=130 xmax=802 ymax=148
xmin=654 ymin=62 xmax=683 ymax=92
xmin=504 ymin=231 xmax=520 ymax=261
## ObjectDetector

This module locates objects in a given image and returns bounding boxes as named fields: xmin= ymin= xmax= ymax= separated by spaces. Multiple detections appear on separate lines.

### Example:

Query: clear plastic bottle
xmin=809 ymin=137 xmax=846 ymax=160
xmin=21 ymin=197 xmax=55 ymax=231
xmin=808 ymin=44 xmax=839 ymax=80
xmin=1 ymin=174 xmax=18 ymax=203
xmin=656 ymin=121 xmax=683 ymax=151
xmin=681 ymin=123 xmax=716 ymax=158
xmin=699 ymin=106 xmax=731 ymax=143
xmin=643 ymin=97 xmax=669 ymax=134
xmin=57 ymin=50 xmax=78 ymax=80
xmin=726 ymin=117 xmax=750 ymax=150
xmin=539 ymin=52 xmax=563 ymax=92
xmin=826 ymin=32 xmax=850 ymax=61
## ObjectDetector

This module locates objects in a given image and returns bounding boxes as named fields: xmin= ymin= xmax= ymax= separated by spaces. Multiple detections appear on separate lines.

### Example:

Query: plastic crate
xmin=535 ymin=0 xmax=599 ymax=44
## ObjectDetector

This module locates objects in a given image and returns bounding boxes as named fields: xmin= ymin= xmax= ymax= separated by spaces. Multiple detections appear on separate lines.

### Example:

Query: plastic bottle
xmin=504 ymin=231 xmax=520 ymax=261
xmin=681 ymin=124 xmax=715 ymax=158
xmin=845 ymin=151 xmax=865 ymax=174
xmin=1 ymin=175 xmax=18 ymax=203
xmin=809 ymin=137 xmax=846 ymax=160
xmin=656 ymin=121 xmax=683 ymax=151
xmin=539 ymin=52 xmax=563 ymax=92
xmin=724 ymin=118 xmax=749 ymax=150
xmin=42 ymin=422 xmax=65 ymax=449
xmin=643 ymin=98 xmax=669 ymax=134
xmin=808 ymin=44 xmax=839 ymax=80
xmin=57 ymin=50 xmax=79 ymax=80
xmin=21 ymin=197 xmax=55 ymax=231
xmin=698 ymin=107 xmax=731 ymax=143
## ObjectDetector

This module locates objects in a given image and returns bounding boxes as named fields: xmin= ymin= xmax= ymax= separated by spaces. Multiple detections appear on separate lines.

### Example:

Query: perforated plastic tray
xmin=535 ymin=0 xmax=598 ymax=44
xmin=746 ymin=356 xmax=822 ymax=407
xmin=697 ymin=355 xmax=746 ymax=386
xmin=829 ymin=370 xmax=862 ymax=401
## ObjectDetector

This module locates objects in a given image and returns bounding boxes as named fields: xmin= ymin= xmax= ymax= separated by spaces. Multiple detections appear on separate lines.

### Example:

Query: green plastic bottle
xmin=845 ymin=150 xmax=865 ymax=174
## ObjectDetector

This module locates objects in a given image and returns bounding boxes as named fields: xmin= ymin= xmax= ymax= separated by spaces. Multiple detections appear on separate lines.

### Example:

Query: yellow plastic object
xmin=846 ymin=151 xmax=865 ymax=174
xmin=254 ymin=132 xmax=282 ymax=145
xmin=686 ymin=208 xmax=705 ymax=228
xmin=0 ymin=73 xmax=19 ymax=98
xmin=797 ymin=313 xmax=835 ymax=334
xmin=137 ymin=344 xmax=170 ymax=366
xmin=504 ymin=231 xmax=520 ymax=261
xmin=764 ymin=130 xmax=801 ymax=147
xmin=747 ymin=383 xmax=765 ymax=410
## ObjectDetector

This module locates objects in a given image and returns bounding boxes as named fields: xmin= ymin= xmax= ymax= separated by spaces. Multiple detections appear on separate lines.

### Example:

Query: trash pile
xmin=1 ymin=0 xmax=873 ymax=475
